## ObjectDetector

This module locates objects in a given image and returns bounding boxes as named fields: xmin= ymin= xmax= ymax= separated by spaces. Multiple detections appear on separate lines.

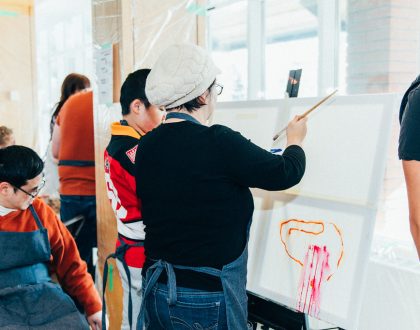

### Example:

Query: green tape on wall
xmin=0 ymin=10 xmax=18 ymax=17
xmin=108 ymin=264 xmax=114 ymax=292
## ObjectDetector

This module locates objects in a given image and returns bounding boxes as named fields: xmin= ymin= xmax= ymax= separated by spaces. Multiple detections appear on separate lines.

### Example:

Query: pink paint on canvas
xmin=297 ymin=244 xmax=330 ymax=317
xmin=279 ymin=219 xmax=344 ymax=318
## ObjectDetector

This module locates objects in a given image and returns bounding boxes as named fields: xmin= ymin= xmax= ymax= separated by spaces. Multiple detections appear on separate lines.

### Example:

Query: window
xmin=265 ymin=0 xmax=319 ymax=98
xmin=35 ymin=0 xmax=93 ymax=154
xmin=208 ymin=0 xmax=335 ymax=99
xmin=208 ymin=0 xmax=247 ymax=101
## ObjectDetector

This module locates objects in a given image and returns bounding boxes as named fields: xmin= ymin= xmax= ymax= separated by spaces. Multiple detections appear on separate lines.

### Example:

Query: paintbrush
xmin=272 ymin=89 xmax=338 ymax=141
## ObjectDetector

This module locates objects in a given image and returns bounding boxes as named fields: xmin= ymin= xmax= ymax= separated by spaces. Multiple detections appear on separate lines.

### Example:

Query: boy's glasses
xmin=10 ymin=175 xmax=46 ymax=199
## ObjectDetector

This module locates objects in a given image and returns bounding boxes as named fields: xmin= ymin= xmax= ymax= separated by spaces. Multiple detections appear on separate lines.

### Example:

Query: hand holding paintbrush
xmin=273 ymin=90 xmax=338 ymax=143
xmin=284 ymin=115 xmax=308 ymax=148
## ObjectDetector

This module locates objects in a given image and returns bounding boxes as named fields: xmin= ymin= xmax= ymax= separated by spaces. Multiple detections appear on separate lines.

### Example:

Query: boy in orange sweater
xmin=0 ymin=145 xmax=102 ymax=329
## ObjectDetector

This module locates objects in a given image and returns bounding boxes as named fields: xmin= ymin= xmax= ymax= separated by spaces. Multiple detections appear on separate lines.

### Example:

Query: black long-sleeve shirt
xmin=135 ymin=121 xmax=306 ymax=290
xmin=399 ymin=74 xmax=420 ymax=161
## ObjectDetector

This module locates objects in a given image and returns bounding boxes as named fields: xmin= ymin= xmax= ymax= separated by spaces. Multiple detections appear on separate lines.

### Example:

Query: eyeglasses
xmin=214 ymin=83 xmax=223 ymax=96
xmin=10 ymin=175 xmax=46 ymax=199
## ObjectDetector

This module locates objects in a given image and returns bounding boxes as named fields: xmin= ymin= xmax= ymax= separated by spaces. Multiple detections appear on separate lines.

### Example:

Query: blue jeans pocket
xmin=169 ymin=300 xmax=221 ymax=330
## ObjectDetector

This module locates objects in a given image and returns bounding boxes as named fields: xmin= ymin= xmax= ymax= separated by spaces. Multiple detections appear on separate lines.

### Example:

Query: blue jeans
xmin=143 ymin=282 xmax=227 ymax=330
xmin=60 ymin=195 xmax=97 ymax=277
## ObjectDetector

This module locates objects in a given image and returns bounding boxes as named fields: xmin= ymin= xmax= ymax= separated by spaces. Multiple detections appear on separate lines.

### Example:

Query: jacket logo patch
xmin=104 ymin=158 xmax=110 ymax=171
xmin=126 ymin=145 xmax=138 ymax=164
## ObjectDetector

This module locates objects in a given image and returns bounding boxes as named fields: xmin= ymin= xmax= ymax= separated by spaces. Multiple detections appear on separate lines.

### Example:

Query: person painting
xmin=0 ymin=125 xmax=15 ymax=148
xmin=399 ymin=74 xmax=420 ymax=259
xmin=103 ymin=69 xmax=164 ymax=329
xmin=0 ymin=145 xmax=102 ymax=329
xmin=134 ymin=44 xmax=307 ymax=329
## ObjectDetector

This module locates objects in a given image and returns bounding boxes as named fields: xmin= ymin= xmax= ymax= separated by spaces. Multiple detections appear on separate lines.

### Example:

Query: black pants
xmin=60 ymin=195 xmax=97 ymax=278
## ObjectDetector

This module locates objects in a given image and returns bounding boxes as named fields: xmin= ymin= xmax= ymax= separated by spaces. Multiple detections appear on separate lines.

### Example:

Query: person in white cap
xmin=134 ymin=43 xmax=308 ymax=329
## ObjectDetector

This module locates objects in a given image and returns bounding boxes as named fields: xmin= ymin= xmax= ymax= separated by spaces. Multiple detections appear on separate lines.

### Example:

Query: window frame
xmin=207 ymin=0 xmax=341 ymax=99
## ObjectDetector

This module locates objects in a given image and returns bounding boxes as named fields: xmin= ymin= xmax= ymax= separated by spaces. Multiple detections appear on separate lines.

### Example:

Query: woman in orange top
xmin=43 ymin=73 xmax=90 ymax=199
xmin=52 ymin=88 xmax=97 ymax=277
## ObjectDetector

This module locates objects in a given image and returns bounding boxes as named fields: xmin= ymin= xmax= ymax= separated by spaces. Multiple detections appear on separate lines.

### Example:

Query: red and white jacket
xmin=104 ymin=121 xmax=145 ymax=268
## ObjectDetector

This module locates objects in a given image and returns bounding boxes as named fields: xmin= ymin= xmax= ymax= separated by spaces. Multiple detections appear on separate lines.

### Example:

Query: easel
xmin=247 ymin=291 xmax=309 ymax=330
xmin=247 ymin=291 xmax=345 ymax=330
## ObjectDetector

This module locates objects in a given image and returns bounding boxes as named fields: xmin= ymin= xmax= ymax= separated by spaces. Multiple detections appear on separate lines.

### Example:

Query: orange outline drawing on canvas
xmin=279 ymin=219 xmax=344 ymax=317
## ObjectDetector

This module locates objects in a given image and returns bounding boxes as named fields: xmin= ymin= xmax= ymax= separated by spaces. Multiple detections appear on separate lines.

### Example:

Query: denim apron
xmin=0 ymin=205 xmax=89 ymax=329
xmin=136 ymin=112 xmax=252 ymax=330
xmin=102 ymin=238 xmax=144 ymax=329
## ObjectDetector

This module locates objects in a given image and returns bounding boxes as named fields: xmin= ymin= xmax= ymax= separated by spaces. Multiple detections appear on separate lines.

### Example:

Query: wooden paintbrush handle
xmin=272 ymin=90 xmax=338 ymax=141
xmin=299 ymin=89 xmax=338 ymax=119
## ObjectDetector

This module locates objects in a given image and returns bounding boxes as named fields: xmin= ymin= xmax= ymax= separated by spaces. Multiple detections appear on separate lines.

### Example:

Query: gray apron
xmin=0 ymin=205 xmax=89 ymax=329
xmin=137 ymin=237 xmax=251 ymax=329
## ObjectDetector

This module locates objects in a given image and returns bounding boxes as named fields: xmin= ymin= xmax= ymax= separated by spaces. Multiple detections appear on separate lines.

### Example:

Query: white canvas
xmin=247 ymin=195 xmax=375 ymax=329
xmin=213 ymin=100 xmax=280 ymax=150
xmin=272 ymin=95 xmax=395 ymax=206
xmin=213 ymin=95 xmax=397 ymax=329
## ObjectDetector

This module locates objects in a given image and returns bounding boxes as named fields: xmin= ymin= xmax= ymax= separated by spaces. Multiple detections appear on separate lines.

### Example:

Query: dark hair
xmin=120 ymin=69 xmax=152 ymax=115
xmin=0 ymin=126 xmax=13 ymax=146
xmin=50 ymin=73 xmax=91 ymax=137
xmin=167 ymin=80 xmax=216 ymax=113
xmin=0 ymin=145 xmax=44 ymax=188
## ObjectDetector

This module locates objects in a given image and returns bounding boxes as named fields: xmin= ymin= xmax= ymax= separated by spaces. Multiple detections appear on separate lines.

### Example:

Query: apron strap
xmin=137 ymin=260 xmax=176 ymax=329
xmin=29 ymin=205 xmax=45 ymax=230
xmin=58 ymin=160 xmax=95 ymax=167
xmin=136 ymin=260 xmax=221 ymax=329
xmin=102 ymin=239 xmax=143 ymax=330
xmin=143 ymin=260 xmax=178 ymax=304
xmin=165 ymin=112 xmax=202 ymax=125
xmin=172 ymin=264 xmax=222 ymax=277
